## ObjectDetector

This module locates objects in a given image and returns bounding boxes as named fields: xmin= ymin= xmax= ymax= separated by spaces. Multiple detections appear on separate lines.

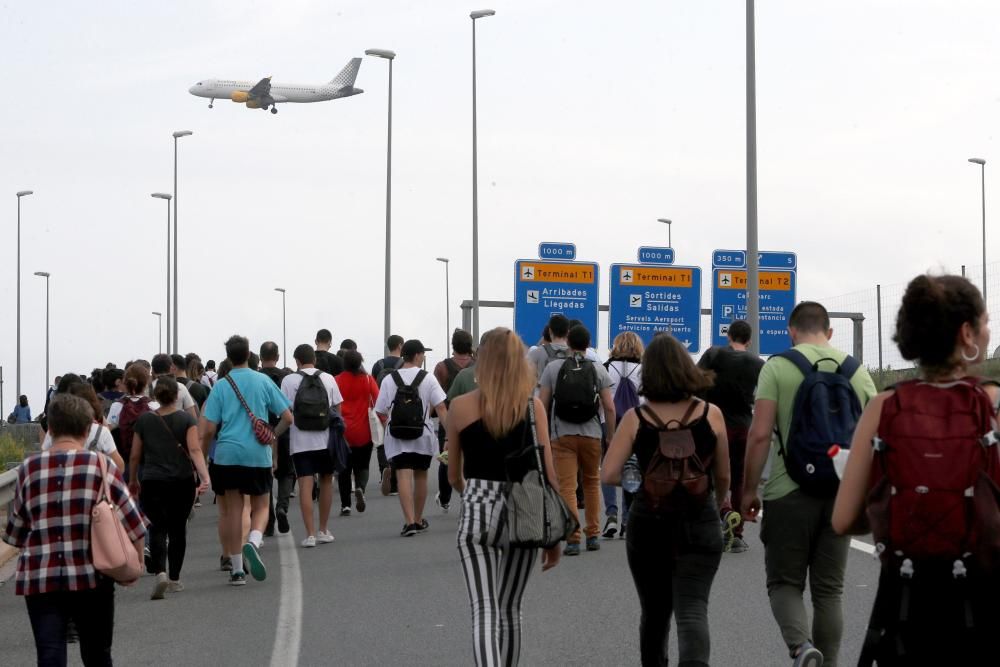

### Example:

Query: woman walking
xmin=334 ymin=350 xmax=379 ymax=514
xmin=602 ymin=333 xmax=730 ymax=667
xmin=3 ymin=394 xmax=146 ymax=666
xmin=130 ymin=376 xmax=211 ymax=599
xmin=601 ymin=331 xmax=644 ymax=539
xmin=446 ymin=327 xmax=562 ymax=666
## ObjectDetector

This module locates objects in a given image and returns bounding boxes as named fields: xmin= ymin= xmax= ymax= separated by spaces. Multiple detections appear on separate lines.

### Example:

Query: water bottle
xmin=622 ymin=455 xmax=642 ymax=493
xmin=827 ymin=445 xmax=850 ymax=480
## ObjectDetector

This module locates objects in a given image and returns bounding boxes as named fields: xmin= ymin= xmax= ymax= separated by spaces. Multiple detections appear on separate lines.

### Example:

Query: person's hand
xmin=272 ymin=458 xmax=278 ymax=473
xmin=541 ymin=544 xmax=561 ymax=571
xmin=128 ymin=480 xmax=140 ymax=497
xmin=742 ymin=492 xmax=761 ymax=522
xmin=197 ymin=477 xmax=210 ymax=494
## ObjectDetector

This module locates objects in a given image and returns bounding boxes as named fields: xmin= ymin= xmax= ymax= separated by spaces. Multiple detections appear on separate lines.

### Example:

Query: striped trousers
xmin=457 ymin=478 xmax=539 ymax=667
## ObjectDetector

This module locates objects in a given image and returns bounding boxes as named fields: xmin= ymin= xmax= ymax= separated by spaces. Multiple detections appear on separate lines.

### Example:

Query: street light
xmin=436 ymin=258 xmax=451 ymax=354
xmin=471 ymin=8 xmax=495 ymax=343
xmin=657 ymin=218 xmax=673 ymax=247
xmin=746 ymin=0 xmax=761 ymax=356
xmin=15 ymin=190 xmax=33 ymax=397
xmin=172 ymin=130 xmax=193 ymax=353
xmin=152 ymin=311 xmax=163 ymax=353
xmin=34 ymin=272 xmax=50 ymax=397
xmin=365 ymin=48 xmax=396 ymax=354
xmin=151 ymin=192 xmax=172 ymax=348
xmin=969 ymin=157 xmax=987 ymax=303
xmin=274 ymin=288 xmax=287 ymax=364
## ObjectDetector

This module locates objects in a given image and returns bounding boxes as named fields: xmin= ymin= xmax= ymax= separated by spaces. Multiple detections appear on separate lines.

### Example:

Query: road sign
xmin=537 ymin=242 xmax=577 ymax=261
xmin=609 ymin=263 xmax=702 ymax=351
xmin=711 ymin=249 xmax=797 ymax=354
xmin=637 ymin=246 xmax=674 ymax=265
xmin=514 ymin=259 xmax=599 ymax=345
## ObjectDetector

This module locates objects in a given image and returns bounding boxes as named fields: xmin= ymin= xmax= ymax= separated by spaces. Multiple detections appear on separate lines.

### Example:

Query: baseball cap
xmin=401 ymin=339 xmax=432 ymax=358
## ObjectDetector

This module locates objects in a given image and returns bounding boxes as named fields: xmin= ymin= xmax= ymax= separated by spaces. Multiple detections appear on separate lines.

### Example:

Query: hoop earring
xmin=961 ymin=344 xmax=981 ymax=363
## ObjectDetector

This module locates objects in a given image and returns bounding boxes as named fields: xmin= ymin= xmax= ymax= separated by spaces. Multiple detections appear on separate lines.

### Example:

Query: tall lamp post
xmin=34 ymin=271 xmax=50 ymax=397
xmin=172 ymin=130 xmax=193 ymax=353
xmin=152 ymin=311 xmax=163 ymax=353
xmin=746 ymin=0 xmax=761 ymax=356
xmin=274 ymin=288 xmax=287 ymax=363
xmin=470 ymin=8 xmax=495 ymax=343
xmin=969 ymin=158 xmax=987 ymax=303
xmin=15 ymin=190 xmax=33 ymax=397
xmin=436 ymin=257 xmax=451 ymax=353
xmin=657 ymin=218 xmax=673 ymax=247
xmin=366 ymin=48 xmax=396 ymax=353
xmin=151 ymin=192 xmax=172 ymax=348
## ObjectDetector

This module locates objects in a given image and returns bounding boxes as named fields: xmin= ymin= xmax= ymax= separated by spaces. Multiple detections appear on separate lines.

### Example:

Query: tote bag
xmin=91 ymin=454 xmax=142 ymax=583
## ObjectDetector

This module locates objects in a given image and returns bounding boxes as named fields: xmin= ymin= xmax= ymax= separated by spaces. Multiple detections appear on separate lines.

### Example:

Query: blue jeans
xmin=25 ymin=582 xmax=115 ymax=666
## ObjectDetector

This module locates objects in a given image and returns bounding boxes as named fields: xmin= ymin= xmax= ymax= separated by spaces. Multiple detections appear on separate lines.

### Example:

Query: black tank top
xmin=632 ymin=401 xmax=716 ymax=474
xmin=460 ymin=418 xmax=532 ymax=482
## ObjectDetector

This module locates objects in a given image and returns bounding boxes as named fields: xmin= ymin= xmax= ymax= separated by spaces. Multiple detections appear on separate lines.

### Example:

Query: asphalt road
xmin=0 ymin=461 xmax=880 ymax=666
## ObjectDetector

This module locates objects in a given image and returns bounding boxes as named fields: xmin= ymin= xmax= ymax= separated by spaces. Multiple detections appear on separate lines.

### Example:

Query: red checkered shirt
xmin=2 ymin=449 xmax=147 ymax=596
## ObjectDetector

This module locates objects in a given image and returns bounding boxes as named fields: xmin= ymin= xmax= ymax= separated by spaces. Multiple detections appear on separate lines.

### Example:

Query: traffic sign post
xmin=711 ymin=249 xmax=797 ymax=354
xmin=608 ymin=263 xmax=702 ymax=351
xmin=514 ymin=259 xmax=599 ymax=346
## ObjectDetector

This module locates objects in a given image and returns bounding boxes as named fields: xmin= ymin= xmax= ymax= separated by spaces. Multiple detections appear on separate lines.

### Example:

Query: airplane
xmin=188 ymin=58 xmax=363 ymax=114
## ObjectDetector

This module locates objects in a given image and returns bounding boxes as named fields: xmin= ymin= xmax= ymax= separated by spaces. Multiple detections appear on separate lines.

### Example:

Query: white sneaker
xmin=340 ymin=506 xmax=352 ymax=516
xmin=167 ymin=580 xmax=184 ymax=593
xmin=301 ymin=535 xmax=317 ymax=548
xmin=316 ymin=530 xmax=335 ymax=544
xmin=150 ymin=572 xmax=168 ymax=600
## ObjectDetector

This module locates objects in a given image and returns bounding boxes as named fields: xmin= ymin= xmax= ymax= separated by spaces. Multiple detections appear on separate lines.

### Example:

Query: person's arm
xmin=110 ymin=450 xmax=125 ymax=473
xmin=199 ymin=416 xmax=218 ymax=455
xmin=538 ymin=385 xmax=553 ymax=418
xmin=832 ymin=393 xmax=887 ymax=535
xmin=273 ymin=409 xmax=293 ymax=438
xmin=599 ymin=387 xmax=616 ymax=442
xmin=446 ymin=396 xmax=468 ymax=492
xmin=129 ymin=432 xmax=143 ymax=495
xmin=530 ymin=396 xmax=561 ymax=572
xmin=707 ymin=404 xmax=731 ymax=508
xmin=186 ymin=424 xmax=211 ymax=494
xmin=601 ymin=408 xmax=639 ymax=485
xmin=741 ymin=398 xmax=776 ymax=521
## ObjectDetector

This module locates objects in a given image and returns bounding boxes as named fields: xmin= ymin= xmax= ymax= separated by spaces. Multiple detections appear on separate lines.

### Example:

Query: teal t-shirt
xmin=755 ymin=343 xmax=877 ymax=501
xmin=203 ymin=368 xmax=291 ymax=468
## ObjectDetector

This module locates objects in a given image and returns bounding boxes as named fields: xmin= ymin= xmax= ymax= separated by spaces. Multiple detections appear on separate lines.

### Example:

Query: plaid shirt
xmin=2 ymin=449 xmax=147 ymax=596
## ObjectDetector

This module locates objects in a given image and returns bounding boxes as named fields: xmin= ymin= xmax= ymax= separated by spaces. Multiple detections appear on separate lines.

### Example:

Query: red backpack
xmin=866 ymin=378 xmax=1000 ymax=571
xmin=116 ymin=396 xmax=151 ymax=460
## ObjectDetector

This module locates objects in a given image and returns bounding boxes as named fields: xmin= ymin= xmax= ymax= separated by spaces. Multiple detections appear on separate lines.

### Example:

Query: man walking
xmin=200 ymin=335 xmax=292 ymax=585
xmin=372 ymin=335 xmax=404 ymax=495
xmin=258 ymin=341 xmax=293 ymax=536
xmin=742 ymin=302 xmax=876 ymax=666
xmin=151 ymin=353 xmax=199 ymax=419
xmin=697 ymin=319 xmax=764 ymax=553
xmin=526 ymin=314 xmax=570 ymax=382
xmin=431 ymin=329 xmax=475 ymax=513
xmin=314 ymin=328 xmax=344 ymax=377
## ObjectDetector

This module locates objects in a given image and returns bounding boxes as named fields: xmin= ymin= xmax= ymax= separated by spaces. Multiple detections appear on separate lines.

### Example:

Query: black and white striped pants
xmin=457 ymin=478 xmax=539 ymax=667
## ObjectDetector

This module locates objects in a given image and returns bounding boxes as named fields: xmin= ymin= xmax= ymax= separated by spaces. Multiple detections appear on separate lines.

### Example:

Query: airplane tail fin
xmin=330 ymin=58 xmax=362 ymax=88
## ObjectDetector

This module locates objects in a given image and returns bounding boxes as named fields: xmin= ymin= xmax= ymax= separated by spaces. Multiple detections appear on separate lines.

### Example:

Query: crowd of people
xmin=4 ymin=274 xmax=1000 ymax=666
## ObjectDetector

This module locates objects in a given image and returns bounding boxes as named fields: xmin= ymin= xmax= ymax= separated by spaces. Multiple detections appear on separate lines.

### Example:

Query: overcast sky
xmin=2 ymin=1 xmax=999 ymax=407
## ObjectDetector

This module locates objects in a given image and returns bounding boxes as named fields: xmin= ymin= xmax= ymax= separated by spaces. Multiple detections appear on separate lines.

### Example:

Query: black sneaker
xmin=355 ymin=488 xmax=366 ymax=513
xmin=276 ymin=509 xmax=290 ymax=535
xmin=401 ymin=523 xmax=418 ymax=537
xmin=602 ymin=515 xmax=618 ymax=539
xmin=220 ymin=555 xmax=232 ymax=572
xmin=229 ymin=572 xmax=247 ymax=586
xmin=416 ymin=519 xmax=429 ymax=532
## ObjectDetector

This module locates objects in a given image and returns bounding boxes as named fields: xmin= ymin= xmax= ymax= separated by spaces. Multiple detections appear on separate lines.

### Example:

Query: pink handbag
xmin=90 ymin=454 xmax=142 ymax=583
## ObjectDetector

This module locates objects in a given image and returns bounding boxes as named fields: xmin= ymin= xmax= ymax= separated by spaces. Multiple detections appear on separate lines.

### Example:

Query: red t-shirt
xmin=335 ymin=371 xmax=380 ymax=447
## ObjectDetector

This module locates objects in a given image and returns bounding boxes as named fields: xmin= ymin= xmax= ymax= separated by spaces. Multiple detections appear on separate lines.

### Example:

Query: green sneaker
xmin=242 ymin=542 xmax=267 ymax=582
xmin=722 ymin=511 xmax=741 ymax=552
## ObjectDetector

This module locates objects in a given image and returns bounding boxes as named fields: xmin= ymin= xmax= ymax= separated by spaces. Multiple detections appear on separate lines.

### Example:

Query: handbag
xmin=225 ymin=375 xmax=275 ymax=445
xmin=327 ymin=414 xmax=352 ymax=474
xmin=368 ymin=390 xmax=384 ymax=447
xmin=91 ymin=454 xmax=142 ymax=583
xmin=502 ymin=400 xmax=579 ymax=549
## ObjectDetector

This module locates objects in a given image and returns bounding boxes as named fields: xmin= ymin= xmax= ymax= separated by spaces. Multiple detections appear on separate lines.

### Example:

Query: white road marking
xmin=269 ymin=533 xmax=303 ymax=667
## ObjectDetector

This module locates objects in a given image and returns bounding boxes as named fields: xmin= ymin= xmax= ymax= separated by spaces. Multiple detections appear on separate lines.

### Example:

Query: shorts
xmin=209 ymin=463 xmax=272 ymax=496
xmin=391 ymin=452 xmax=432 ymax=471
xmin=292 ymin=449 xmax=335 ymax=478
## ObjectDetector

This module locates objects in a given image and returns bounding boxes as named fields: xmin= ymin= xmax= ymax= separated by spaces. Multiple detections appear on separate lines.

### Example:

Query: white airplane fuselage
xmin=189 ymin=79 xmax=358 ymax=104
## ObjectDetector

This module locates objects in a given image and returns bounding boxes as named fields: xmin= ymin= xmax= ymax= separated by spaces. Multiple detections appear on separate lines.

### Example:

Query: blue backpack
xmin=776 ymin=349 xmax=863 ymax=497
xmin=607 ymin=361 xmax=641 ymax=426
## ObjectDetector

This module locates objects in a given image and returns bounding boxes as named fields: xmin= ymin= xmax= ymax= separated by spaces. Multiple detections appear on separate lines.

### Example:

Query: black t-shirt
xmin=315 ymin=350 xmax=344 ymax=377
xmin=259 ymin=366 xmax=292 ymax=432
xmin=696 ymin=345 xmax=764 ymax=429
xmin=371 ymin=355 xmax=401 ymax=381
xmin=134 ymin=410 xmax=196 ymax=482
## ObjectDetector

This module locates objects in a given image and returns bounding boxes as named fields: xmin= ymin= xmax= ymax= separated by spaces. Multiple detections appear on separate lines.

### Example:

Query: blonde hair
xmin=610 ymin=331 xmax=644 ymax=360
xmin=477 ymin=328 xmax=535 ymax=438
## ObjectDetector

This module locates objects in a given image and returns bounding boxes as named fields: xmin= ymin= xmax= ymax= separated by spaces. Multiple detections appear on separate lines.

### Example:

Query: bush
xmin=0 ymin=432 xmax=26 ymax=471
xmin=868 ymin=358 xmax=1000 ymax=392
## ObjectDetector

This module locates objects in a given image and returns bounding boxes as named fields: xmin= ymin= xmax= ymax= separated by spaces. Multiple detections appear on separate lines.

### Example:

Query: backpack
xmin=388 ymin=370 xmax=427 ymax=440
xmin=441 ymin=358 xmax=464 ymax=394
xmin=553 ymin=356 xmax=599 ymax=424
xmin=638 ymin=402 xmax=714 ymax=515
xmin=776 ymin=349 xmax=863 ymax=497
xmin=292 ymin=371 xmax=331 ymax=432
xmin=117 ymin=397 xmax=151 ymax=459
xmin=867 ymin=378 xmax=1000 ymax=569
xmin=607 ymin=361 xmax=641 ymax=426
xmin=376 ymin=357 xmax=403 ymax=387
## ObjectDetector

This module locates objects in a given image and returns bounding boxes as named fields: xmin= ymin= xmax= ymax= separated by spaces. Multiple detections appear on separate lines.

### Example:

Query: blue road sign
xmin=710 ymin=249 xmax=797 ymax=355
xmin=537 ymin=242 xmax=577 ymax=261
xmin=609 ymin=263 xmax=702 ymax=351
xmin=514 ymin=259 xmax=599 ymax=345
xmin=637 ymin=246 xmax=675 ymax=265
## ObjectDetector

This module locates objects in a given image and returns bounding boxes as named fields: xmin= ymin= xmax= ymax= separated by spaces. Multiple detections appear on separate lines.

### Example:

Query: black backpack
xmin=376 ymin=357 xmax=403 ymax=387
xmin=553 ymin=357 xmax=600 ymax=424
xmin=389 ymin=370 xmax=427 ymax=440
xmin=293 ymin=371 xmax=331 ymax=431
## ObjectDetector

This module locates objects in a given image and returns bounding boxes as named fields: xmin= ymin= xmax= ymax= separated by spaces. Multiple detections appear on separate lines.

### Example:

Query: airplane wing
xmin=248 ymin=76 xmax=272 ymax=98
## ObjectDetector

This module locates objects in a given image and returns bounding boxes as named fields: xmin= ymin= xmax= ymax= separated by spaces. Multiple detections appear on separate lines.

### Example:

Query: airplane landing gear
xmin=208 ymin=99 xmax=214 ymax=109
xmin=270 ymin=107 xmax=278 ymax=114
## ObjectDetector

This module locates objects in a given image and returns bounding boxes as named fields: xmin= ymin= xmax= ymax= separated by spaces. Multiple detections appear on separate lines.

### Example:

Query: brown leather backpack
xmin=639 ymin=401 xmax=713 ymax=515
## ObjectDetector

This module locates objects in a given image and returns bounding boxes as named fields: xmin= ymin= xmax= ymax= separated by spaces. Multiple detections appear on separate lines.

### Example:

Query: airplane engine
xmin=230 ymin=91 xmax=249 ymax=103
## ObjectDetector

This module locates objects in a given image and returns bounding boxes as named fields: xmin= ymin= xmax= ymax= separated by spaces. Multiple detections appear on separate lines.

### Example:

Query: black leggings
xmin=26 ymin=581 xmax=115 ymax=667
xmin=140 ymin=478 xmax=196 ymax=580
xmin=338 ymin=443 xmax=374 ymax=508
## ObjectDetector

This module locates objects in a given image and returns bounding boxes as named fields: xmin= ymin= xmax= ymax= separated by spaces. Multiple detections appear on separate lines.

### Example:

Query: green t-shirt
xmin=755 ymin=343 xmax=877 ymax=501
xmin=447 ymin=366 xmax=478 ymax=402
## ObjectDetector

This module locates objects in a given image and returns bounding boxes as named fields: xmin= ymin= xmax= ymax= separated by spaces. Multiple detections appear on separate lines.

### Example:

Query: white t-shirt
xmin=201 ymin=371 xmax=218 ymax=388
xmin=42 ymin=422 xmax=117 ymax=456
xmin=374 ymin=366 xmax=447 ymax=460
xmin=152 ymin=377 xmax=196 ymax=412
xmin=280 ymin=368 xmax=344 ymax=455
xmin=107 ymin=396 xmax=160 ymax=428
